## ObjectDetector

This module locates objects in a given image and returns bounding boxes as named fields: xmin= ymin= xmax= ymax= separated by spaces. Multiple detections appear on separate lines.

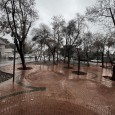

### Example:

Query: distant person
xmin=35 ymin=56 xmax=37 ymax=61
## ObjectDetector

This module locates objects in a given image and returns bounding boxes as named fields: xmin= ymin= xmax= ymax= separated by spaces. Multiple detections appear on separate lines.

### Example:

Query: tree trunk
xmin=64 ymin=56 xmax=66 ymax=63
xmin=57 ymin=51 xmax=59 ymax=63
xmin=49 ymin=52 xmax=51 ymax=61
xmin=78 ymin=58 xmax=80 ymax=75
xmin=67 ymin=48 xmax=70 ymax=68
xmin=64 ymin=54 xmax=66 ymax=63
xmin=64 ymin=38 xmax=67 ymax=63
xmin=86 ymin=51 xmax=90 ymax=67
xmin=19 ymin=51 xmax=26 ymax=69
xmin=52 ymin=53 xmax=55 ymax=64
xmin=101 ymin=51 xmax=104 ymax=68
xmin=17 ymin=41 xmax=26 ymax=69
xmin=111 ymin=65 xmax=115 ymax=81
xmin=40 ymin=44 xmax=43 ymax=61
xmin=77 ymin=49 xmax=81 ymax=75
xmin=43 ymin=54 xmax=46 ymax=63
xmin=63 ymin=46 xmax=66 ymax=63
xmin=108 ymin=50 xmax=113 ymax=67
xmin=97 ymin=49 xmax=99 ymax=65
xmin=68 ymin=57 xmax=70 ymax=68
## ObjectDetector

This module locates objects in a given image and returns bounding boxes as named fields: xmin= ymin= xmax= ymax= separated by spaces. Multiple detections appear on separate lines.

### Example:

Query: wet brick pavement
xmin=0 ymin=62 xmax=115 ymax=115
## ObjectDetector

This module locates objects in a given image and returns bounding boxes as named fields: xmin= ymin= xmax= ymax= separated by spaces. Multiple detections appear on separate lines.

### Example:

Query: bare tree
xmin=0 ymin=0 xmax=38 ymax=69
xmin=32 ymin=23 xmax=58 ymax=64
xmin=51 ymin=16 xmax=65 ymax=63
xmin=86 ymin=0 xmax=115 ymax=27
xmin=32 ymin=24 xmax=50 ymax=61
xmin=86 ymin=0 xmax=115 ymax=80
xmin=83 ymin=31 xmax=93 ymax=66
xmin=45 ymin=39 xmax=58 ymax=64
xmin=62 ymin=13 xmax=86 ymax=73
xmin=65 ymin=19 xmax=80 ymax=68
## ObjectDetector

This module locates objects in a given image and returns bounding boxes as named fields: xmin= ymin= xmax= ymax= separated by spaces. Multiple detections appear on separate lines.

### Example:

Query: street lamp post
xmin=13 ymin=38 xmax=16 ymax=82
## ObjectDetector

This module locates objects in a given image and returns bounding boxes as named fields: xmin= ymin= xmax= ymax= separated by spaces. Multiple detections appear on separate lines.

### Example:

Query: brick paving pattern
xmin=0 ymin=62 xmax=115 ymax=115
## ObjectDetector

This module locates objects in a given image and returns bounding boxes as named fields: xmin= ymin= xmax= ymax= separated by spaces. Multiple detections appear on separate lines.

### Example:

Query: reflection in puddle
xmin=101 ymin=77 xmax=114 ymax=88
xmin=36 ymin=64 xmax=97 ymax=80
xmin=101 ymin=68 xmax=115 ymax=87
xmin=68 ymin=74 xmax=75 ymax=80
xmin=15 ymin=63 xmax=115 ymax=88
xmin=102 ymin=68 xmax=112 ymax=77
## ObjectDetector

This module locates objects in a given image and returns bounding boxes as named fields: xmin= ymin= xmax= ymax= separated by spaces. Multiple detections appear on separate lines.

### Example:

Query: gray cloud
xmin=35 ymin=0 xmax=95 ymax=26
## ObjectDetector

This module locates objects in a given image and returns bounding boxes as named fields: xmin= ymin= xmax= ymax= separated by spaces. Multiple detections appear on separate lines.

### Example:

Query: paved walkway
xmin=0 ymin=62 xmax=115 ymax=115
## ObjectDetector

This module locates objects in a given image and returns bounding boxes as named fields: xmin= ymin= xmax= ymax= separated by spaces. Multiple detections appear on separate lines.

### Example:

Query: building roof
xmin=0 ymin=39 xmax=6 ymax=45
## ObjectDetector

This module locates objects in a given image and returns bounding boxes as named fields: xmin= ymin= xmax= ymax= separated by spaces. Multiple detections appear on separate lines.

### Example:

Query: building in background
xmin=0 ymin=38 xmax=14 ymax=58
xmin=0 ymin=39 xmax=6 ymax=58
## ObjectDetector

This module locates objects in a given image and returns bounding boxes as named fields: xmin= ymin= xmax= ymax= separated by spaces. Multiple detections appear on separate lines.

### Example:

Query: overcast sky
xmin=34 ymin=0 xmax=96 ymax=26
